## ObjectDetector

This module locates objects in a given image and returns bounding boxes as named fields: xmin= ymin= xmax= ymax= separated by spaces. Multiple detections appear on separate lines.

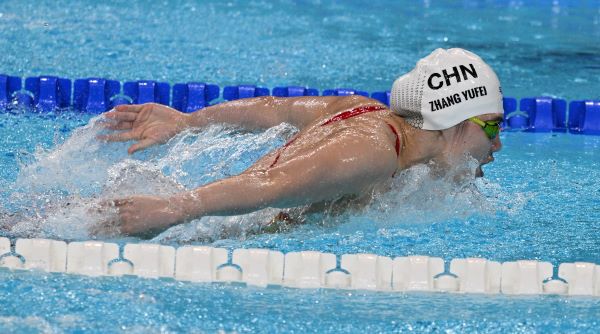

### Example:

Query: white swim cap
xmin=390 ymin=48 xmax=503 ymax=130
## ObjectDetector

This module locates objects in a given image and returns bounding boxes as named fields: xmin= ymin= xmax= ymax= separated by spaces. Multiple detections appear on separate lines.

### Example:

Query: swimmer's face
xmin=450 ymin=113 xmax=503 ymax=177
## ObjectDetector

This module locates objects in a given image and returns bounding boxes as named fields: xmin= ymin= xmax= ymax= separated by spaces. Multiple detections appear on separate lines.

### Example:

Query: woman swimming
xmin=97 ymin=48 xmax=504 ymax=236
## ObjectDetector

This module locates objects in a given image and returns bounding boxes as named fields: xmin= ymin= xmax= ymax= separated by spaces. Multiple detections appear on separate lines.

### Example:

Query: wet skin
xmin=97 ymin=96 xmax=503 ymax=236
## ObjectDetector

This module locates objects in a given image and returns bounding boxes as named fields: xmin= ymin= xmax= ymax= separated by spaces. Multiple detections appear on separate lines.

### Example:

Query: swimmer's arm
xmin=186 ymin=95 xmax=379 ymax=130
xmin=101 ymin=96 xmax=383 ymax=154
xmin=171 ymin=130 xmax=397 ymax=219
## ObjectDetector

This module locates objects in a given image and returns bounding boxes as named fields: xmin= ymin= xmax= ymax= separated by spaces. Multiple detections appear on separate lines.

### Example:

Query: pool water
xmin=1 ymin=0 xmax=600 ymax=100
xmin=1 ymin=0 xmax=600 ymax=333
xmin=1 ymin=269 xmax=599 ymax=333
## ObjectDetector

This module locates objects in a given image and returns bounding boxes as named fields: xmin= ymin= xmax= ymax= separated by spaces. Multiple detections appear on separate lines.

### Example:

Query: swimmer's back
xmin=282 ymin=95 xmax=389 ymax=130
xmin=248 ymin=96 xmax=398 ymax=173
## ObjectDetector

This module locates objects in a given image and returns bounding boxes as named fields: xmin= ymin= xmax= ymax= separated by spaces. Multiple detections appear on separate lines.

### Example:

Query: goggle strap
xmin=469 ymin=117 xmax=500 ymax=140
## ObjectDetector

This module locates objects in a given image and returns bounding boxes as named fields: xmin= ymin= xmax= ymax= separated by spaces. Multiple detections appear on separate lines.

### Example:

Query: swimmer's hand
xmin=98 ymin=103 xmax=190 ymax=154
xmin=94 ymin=195 xmax=189 ymax=237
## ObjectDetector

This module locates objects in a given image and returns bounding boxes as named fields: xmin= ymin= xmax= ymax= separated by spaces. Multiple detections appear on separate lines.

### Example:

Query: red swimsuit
xmin=269 ymin=105 xmax=400 ymax=169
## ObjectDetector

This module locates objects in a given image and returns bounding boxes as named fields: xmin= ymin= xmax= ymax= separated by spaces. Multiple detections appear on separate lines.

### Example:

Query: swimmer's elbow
xmin=236 ymin=170 xmax=293 ymax=208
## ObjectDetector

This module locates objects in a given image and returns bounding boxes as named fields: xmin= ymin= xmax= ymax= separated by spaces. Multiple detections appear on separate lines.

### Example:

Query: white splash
xmin=3 ymin=114 xmax=520 ymax=243
xmin=363 ymin=157 xmax=496 ymax=227
xmin=4 ymin=115 xmax=296 ymax=240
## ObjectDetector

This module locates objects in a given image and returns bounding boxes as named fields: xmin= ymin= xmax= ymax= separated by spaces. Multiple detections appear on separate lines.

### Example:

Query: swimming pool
xmin=1 ymin=0 xmax=600 ymax=332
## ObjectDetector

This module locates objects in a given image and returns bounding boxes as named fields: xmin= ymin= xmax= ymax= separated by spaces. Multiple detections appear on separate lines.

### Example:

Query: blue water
xmin=1 ymin=0 xmax=600 ymax=100
xmin=1 ymin=269 xmax=599 ymax=333
xmin=1 ymin=1 xmax=600 ymax=333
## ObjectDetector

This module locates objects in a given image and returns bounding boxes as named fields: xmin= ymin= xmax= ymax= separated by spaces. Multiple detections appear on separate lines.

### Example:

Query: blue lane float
xmin=502 ymin=97 xmax=517 ymax=127
xmin=110 ymin=95 xmax=133 ymax=108
xmin=272 ymin=86 xmax=318 ymax=97
xmin=521 ymin=97 xmax=567 ymax=132
xmin=123 ymin=80 xmax=170 ymax=105
xmin=506 ymin=113 xmax=529 ymax=130
xmin=25 ymin=76 xmax=71 ymax=112
xmin=223 ymin=85 xmax=269 ymax=101
xmin=0 ymin=75 xmax=21 ymax=109
xmin=569 ymin=100 xmax=600 ymax=135
xmin=322 ymin=88 xmax=369 ymax=97
xmin=1 ymin=73 xmax=600 ymax=136
xmin=371 ymin=91 xmax=391 ymax=106
xmin=73 ymin=78 xmax=121 ymax=114
xmin=172 ymin=82 xmax=220 ymax=113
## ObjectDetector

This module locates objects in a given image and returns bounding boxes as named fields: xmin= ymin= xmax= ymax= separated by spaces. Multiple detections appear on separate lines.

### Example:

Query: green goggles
xmin=468 ymin=117 xmax=501 ymax=140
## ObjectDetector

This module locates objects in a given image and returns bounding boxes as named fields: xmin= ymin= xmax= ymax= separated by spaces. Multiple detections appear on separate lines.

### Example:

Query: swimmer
xmin=97 ymin=48 xmax=504 ymax=236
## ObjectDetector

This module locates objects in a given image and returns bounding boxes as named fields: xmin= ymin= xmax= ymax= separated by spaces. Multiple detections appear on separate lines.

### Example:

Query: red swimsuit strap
xmin=386 ymin=123 xmax=400 ymax=156
xmin=268 ymin=135 xmax=298 ymax=168
xmin=321 ymin=104 xmax=399 ymax=156
xmin=269 ymin=104 xmax=398 ymax=169
xmin=320 ymin=105 xmax=387 ymax=126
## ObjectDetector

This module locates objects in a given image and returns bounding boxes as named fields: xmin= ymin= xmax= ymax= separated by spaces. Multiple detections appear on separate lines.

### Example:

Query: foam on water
xmin=1 ymin=114 xmax=518 ymax=243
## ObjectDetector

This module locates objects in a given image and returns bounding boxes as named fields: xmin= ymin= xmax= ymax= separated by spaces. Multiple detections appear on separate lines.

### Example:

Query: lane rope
xmin=0 ymin=237 xmax=598 ymax=296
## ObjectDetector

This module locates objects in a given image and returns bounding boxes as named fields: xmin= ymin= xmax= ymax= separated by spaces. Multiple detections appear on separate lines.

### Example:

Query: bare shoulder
xmin=325 ymin=95 xmax=389 ymax=113
xmin=323 ymin=124 xmax=398 ymax=164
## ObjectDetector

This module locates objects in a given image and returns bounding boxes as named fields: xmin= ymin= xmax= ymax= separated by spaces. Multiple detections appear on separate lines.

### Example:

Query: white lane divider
xmin=0 ymin=237 xmax=21 ymax=268
xmin=450 ymin=258 xmax=501 ymax=294
xmin=175 ymin=245 xmax=227 ymax=282
xmin=559 ymin=262 xmax=600 ymax=296
xmin=393 ymin=255 xmax=444 ymax=291
xmin=0 ymin=237 xmax=599 ymax=297
xmin=283 ymin=251 xmax=336 ymax=288
xmin=0 ymin=238 xmax=9 ymax=254
xmin=232 ymin=248 xmax=284 ymax=287
xmin=15 ymin=238 xmax=67 ymax=272
xmin=123 ymin=243 xmax=175 ymax=278
xmin=501 ymin=260 xmax=553 ymax=295
xmin=66 ymin=241 xmax=120 ymax=276
xmin=340 ymin=253 xmax=392 ymax=291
